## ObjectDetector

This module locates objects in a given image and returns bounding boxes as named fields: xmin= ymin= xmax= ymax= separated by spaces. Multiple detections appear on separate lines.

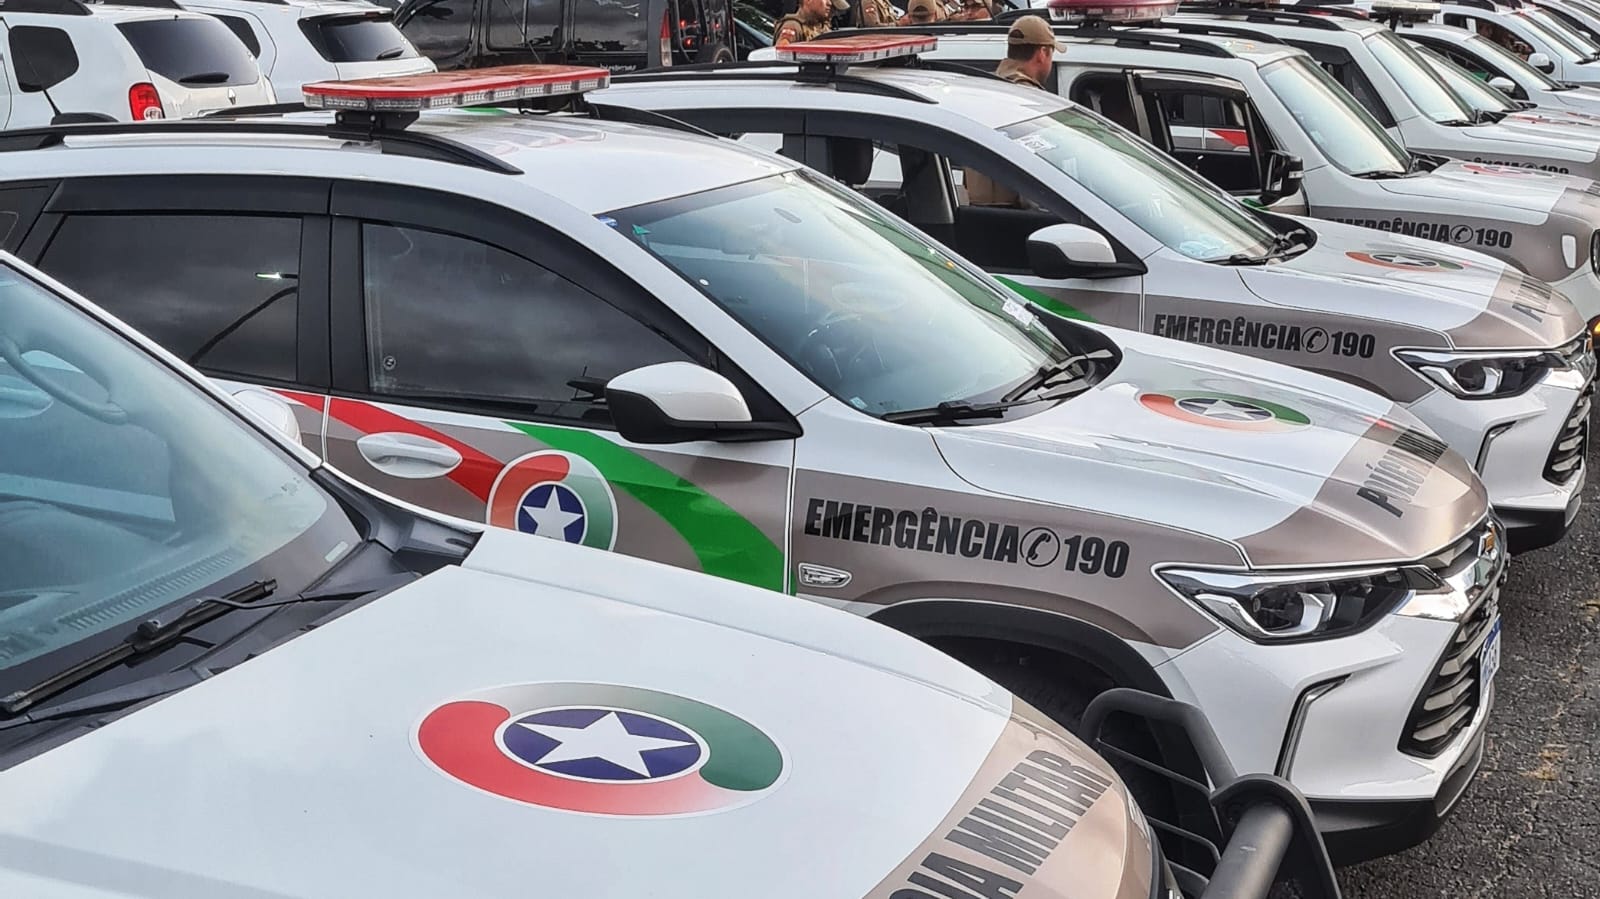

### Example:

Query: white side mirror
xmin=606 ymin=362 xmax=755 ymax=444
xmin=1488 ymin=75 xmax=1516 ymax=93
xmin=1529 ymin=52 xmax=1555 ymax=73
xmin=1025 ymin=223 xmax=1142 ymax=280
xmin=232 ymin=388 xmax=303 ymax=447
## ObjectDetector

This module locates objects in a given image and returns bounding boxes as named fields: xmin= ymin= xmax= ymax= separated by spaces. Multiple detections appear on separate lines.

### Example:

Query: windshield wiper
xmin=1001 ymin=349 xmax=1113 ymax=403
xmin=1474 ymin=109 xmax=1509 ymax=123
xmin=883 ymin=378 xmax=1099 ymax=426
xmin=1211 ymin=226 xmax=1309 ymax=265
xmin=0 ymin=572 xmax=418 ymax=728
xmin=0 ymin=580 xmax=277 ymax=716
xmin=1437 ymin=118 xmax=1476 ymax=127
xmin=178 ymin=71 xmax=231 ymax=85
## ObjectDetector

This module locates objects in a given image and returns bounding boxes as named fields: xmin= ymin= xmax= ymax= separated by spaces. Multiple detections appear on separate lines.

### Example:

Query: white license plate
xmin=1481 ymin=616 xmax=1503 ymax=687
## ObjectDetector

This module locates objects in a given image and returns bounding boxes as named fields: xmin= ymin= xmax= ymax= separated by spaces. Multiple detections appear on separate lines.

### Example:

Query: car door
xmin=12 ymin=175 xmax=332 ymax=448
xmin=323 ymin=182 xmax=793 ymax=591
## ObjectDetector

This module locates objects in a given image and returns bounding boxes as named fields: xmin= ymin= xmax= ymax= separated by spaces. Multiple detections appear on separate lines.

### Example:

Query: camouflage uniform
xmin=859 ymin=0 xmax=896 ymax=26
xmin=773 ymin=10 xmax=830 ymax=45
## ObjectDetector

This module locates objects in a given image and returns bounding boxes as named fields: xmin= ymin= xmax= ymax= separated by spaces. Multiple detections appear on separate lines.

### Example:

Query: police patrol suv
xmin=0 ymin=65 xmax=1505 ymax=862
xmin=0 ymin=252 xmax=1347 ymax=899
xmin=846 ymin=8 xmax=1600 ymax=333
xmin=643 ymin=33 xmax=1596 ymax=547
xmin=1392 ymin=13 xmax=1600 ymax=111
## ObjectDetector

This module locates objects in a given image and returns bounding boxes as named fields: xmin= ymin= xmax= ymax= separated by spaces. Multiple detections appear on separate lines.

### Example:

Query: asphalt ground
xmin=1340 ymin=444 xmax=1600 ymax=899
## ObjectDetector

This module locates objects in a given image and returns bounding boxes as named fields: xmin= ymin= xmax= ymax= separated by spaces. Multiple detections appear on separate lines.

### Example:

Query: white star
xmin=520 ymin=487 xmax=583 ymax=540
xmin=1196 ymin=400 xmax=1269 ymax=421
xmin=517 ymin=711 xmax=694 ymax=777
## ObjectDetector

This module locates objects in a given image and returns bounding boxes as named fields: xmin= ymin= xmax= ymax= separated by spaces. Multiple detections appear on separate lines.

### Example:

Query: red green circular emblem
xmin=487 ymin=450 xmax=617 ymax=550
xmin=1139 ymin=391 xmax=1311 ymax=432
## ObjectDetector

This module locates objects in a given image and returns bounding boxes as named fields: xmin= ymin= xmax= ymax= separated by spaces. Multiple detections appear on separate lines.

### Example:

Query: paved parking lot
xmin=1341 ymin=446 xmax=1600 ymax=899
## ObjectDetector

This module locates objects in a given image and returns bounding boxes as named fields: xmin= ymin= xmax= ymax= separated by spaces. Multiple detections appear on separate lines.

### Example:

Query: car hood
xmin=1546 ymin=85 xmax=1600 ymax=113
xmin=1494 ymin=106 xmax=1600 ymax=137
xmin=933 ymin=331 xmax=1488 ymax=566
xmin=1450 ymin=119 xmax=1600 ymax=162
xmin=0 ymin=530 xmax=1151 ymax=899
xmin=1244 ymin=217 xmax=1583 ymax=349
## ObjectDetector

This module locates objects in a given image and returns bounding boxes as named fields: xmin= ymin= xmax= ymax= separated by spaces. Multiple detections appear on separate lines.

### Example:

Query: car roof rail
xmin=1441 ymin=0 xmax=1502 ymax=10
xmin=1178 ymin=2 xmax=1350 ymax=28
xmin=84 ymin=0 xmax=186 ymax=8
xmin=0 ymin=0 xmax=93 ymax=15
xmin=1153 ymin=18 xmax=1291 ymax=41
xmin=612 ymin=59 xmax=940 ymax=104
xmin=0 ymin=120 xmax=526 ymax=175
xmin=816 ymin=22 xmax=1242 ymax=57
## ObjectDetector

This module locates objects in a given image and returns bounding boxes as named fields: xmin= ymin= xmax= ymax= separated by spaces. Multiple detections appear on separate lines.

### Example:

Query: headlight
xmin=1396 ymin=348 xmax=1556 ymax=399
xmin=1157 ymin=565 xmax=1439 ymax=642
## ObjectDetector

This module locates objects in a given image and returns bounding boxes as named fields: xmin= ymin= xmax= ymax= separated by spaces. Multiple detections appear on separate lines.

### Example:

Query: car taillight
xmin=660 ymin=9 xmax=673 ymax=66
xmin=129 ymin=83 xmax=164 ymax=121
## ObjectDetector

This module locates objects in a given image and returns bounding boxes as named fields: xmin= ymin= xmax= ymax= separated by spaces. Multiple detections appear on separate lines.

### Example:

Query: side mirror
xmin=232 ymin=388 xmax=303 ymax=447
xmin=1529 ymin=52 xmax=1555 ymax=73
xmin=1487 ymin=75 xmax=1517 ymax=93
xmin=606 ymin=362 xmax=757 ymax=444
xmin=1026 ymin=224 xmax=1143 ymax=280
xmin=1260 ymin=149 xmax=1305 ymax=205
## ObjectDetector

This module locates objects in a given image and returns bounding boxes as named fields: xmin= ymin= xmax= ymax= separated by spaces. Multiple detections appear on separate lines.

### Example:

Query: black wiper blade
xmin=1475 ymin=109 xmax=1509 ymax=123
xmin=1001 ymin=349 xmax=1113 ymax=402
xmin=0 ymin=580 xmax=276 ymax=716
xmin=178 ymin=71 xmax=230 ymax=85
xmin=1351 ymin=168 xmax=1408 ymax=179
xmin=0 ymin=571 xmax=417 ymax=728
xmin=1437 ymin=118 xmax=1476 ymax=126
xmin=882 ymin=400 xmax=1011 ymax=425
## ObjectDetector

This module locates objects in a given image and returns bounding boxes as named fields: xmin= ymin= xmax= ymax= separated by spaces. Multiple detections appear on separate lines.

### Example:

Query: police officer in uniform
xmin=774 ymin=0 xmax=849 ymax=45
xmin=965 ymin=16 xmax=1066 ymax=206
xmin=858 ymin=0 xmax=897 ymax=27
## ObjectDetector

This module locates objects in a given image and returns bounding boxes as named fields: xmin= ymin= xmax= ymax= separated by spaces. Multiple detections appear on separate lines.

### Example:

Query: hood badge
xmin=797 ymin=563 xmax=852 ymax=589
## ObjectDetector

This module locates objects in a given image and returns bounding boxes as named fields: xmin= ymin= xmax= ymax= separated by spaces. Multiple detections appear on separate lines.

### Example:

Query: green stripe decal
xmin=505 ymin=422 xmax=785 ymax=591
xmin=994 ymin=276 xmax=1095 ymax=321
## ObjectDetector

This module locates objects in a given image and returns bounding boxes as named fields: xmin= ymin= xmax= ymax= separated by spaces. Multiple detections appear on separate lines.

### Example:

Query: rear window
xmin=116 ymin=17 xmax=259 ymax=87
xmin=299 ymin=14 xmax=419 ymax=62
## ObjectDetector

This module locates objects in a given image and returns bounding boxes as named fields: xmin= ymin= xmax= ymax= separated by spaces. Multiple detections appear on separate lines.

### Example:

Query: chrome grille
xmin=1544 ymin=374 xmax=1592 ymax=486
xmin=1400 ymin=520 xmax=1504 ymax=758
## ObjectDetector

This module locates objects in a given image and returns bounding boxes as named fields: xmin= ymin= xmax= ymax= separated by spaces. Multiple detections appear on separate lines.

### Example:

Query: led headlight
xmin=1395 ymin=348 xmax=1557 ymax=399
xmin=1157 ymin=565 xmax=1439 ymax=642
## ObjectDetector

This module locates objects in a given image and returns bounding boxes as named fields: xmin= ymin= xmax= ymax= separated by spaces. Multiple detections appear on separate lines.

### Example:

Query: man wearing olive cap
xmin=966 ymin=15 xmax=1066 ymax=206
xmin=773 ymin=0 xmax=849 ymax=45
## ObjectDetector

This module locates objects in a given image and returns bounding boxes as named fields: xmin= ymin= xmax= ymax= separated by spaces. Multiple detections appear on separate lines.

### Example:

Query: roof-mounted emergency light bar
xmin=302 ymin=64 xmax=610 ymax=129
xmin=772 ymin=33 xmax=939 ymax=69
xmin=1367 ymin=0 xmax=1440 ymax=19
xmin=1045 ymin=0 xmax=1180 ymax=26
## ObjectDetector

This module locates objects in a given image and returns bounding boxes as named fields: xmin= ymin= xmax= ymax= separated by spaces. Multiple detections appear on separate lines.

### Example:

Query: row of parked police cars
xmin=0 ymin=0 xmax=1595 ymax=895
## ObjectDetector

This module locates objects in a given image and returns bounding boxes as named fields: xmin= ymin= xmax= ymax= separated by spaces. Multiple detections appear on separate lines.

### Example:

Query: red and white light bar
xmin=772 ymin=34 xmax=939 ymax=64
xmin=302 ymin=65 xmax=611 ymax=113
xmin=1047 ymin=0 xmax=1180 ymax=23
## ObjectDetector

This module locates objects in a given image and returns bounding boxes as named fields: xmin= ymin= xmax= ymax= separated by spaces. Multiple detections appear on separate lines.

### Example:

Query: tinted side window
xmin=400 ymin=0 xmax=474 ymax=59
xmin=38 ymin=214 xmax=301 ymax=382
xmin=571 ymin=0 xmax=647 ymax=53
xmin=487 ymin=0 xmax=559 ymax=52
xmin=215 ymin=15 xmax=263 ymax=56
xmin=116 ymin=18 xmax=260 ymax=87
xmin=7 ymin=25 xmax=79 ymax=93
xmin=361 ymin=223 xmax=691 ymax=423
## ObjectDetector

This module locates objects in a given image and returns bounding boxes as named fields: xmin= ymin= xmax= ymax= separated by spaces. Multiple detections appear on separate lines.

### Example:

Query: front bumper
xmin=1405 ymin=360 xmax=1590 ymax=552
xmin=1153 ymin=526 xmax=1503 ymax=864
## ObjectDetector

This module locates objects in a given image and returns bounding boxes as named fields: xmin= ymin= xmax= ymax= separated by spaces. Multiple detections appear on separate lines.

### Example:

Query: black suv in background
xmin=382 ymin=0 xmax=734 ymax=71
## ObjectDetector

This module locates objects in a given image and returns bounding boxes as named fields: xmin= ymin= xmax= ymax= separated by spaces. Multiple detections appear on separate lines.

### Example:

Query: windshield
xmin=0 ymin=265 xmax=358 ymax=676
xmin=998 ymin=109 xmax=1277 ymax=262
xmin=605 ymin=171 xmax=1081 ymax=418
xmin=1462 ymin=31 xmax=1565 ymax=88
xmin=300 ymin=14 xmax=419 ymax=62
xmin=1365 ymin=30 xmax=1477 ymax=124
xmin=1420 ymin=45 xmax=1517 ymax=112
xmin=1261 ymin=56 xmax=1412 ymax=175
xmin=1515 ymin=9 xmax=1591 ymax=62
xmin=1525 ymin=7 xmax=1600 ymax=55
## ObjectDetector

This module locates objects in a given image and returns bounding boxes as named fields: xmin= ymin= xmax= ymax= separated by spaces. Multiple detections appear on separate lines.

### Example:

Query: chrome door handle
xmin=356 ymin=431 xmax=463 ymax=479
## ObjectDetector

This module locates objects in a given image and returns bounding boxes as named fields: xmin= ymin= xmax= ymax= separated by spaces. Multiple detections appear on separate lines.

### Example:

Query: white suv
xmin=176 ymin=0 xmax=433 ymax=99
xmin=88 ymin=0 xmax=276 ymax=117
xmin=0 ymin=0 xmax=164 ymax=126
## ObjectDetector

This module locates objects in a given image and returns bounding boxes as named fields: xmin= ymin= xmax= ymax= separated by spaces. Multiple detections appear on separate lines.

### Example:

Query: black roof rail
xmin=0 ymin=0 xmax=92 ymax=15
xmin=202 ymin=102 xmax=313 ymax=118
xmin=814 ymin=22 xmax=1242 ymax=56
xmin=0 ymin=119 xmax=525 ymax=174
xmin=581 ymin=101 xmax=720 ymax=137
xmin=84 ymin=0 xmax=184 ymax=7
xmin=1440 ymin=0 xmax=1501 ymax=10
xmin=1177 ymin=2 xmax=1350 ymax=29
xmin=612 ymin=60 xmax=940 ymax=103
xmin=1157 ymin=19 xmax=1292 ymax=42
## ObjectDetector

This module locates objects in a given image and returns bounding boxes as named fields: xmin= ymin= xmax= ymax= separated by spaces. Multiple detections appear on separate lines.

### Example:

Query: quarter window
xmin=360 ymin=223 xmax=691 ymax=423
xmin=38 ymin=214 xmax=301 ymax=382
